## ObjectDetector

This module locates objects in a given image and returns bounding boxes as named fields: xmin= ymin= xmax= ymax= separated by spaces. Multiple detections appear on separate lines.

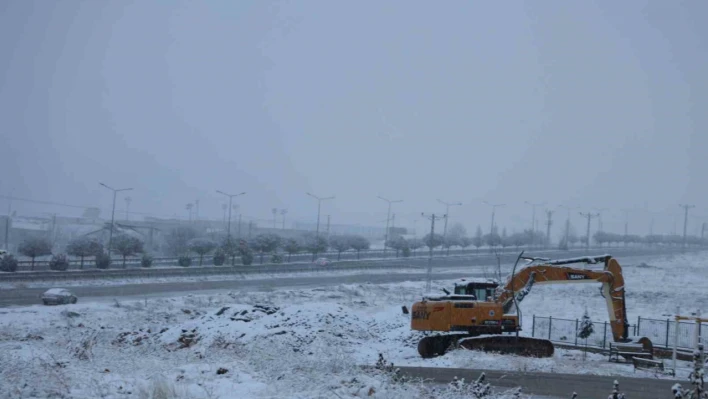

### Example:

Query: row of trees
xmin=593 ymin=231 xmax=708 ymax=247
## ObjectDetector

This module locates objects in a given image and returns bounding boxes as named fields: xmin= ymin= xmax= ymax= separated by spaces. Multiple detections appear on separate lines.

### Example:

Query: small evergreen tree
xmin=577 ymin=309 xmax=594 ymax=360
xmin=141 ymin=254 xmax=153 ymax=268
xmin=95 ymin=252 xmax=111 ymax=269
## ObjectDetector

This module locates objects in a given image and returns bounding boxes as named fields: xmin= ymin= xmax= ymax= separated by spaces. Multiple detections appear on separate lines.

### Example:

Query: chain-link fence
xmin=532 ymin=315 xmax=704 ymax=351
xmin=531 ymin=315 xmax=637 ymax=349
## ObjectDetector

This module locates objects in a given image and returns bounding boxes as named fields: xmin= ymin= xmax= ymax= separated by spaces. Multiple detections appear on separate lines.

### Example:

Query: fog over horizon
xmin=2 ymin=1 xmax=707 ymax=237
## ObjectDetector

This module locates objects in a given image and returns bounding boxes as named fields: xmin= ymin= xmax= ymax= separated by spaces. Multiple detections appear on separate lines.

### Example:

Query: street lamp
xmin=437 ymin=199 xmax=462 ymax=239
xmin=306 ymin=193 xmax=334 ymax=236
xmin=216 ymin=190 xmax=246 ymax=239
xmin=124 ymin=197 xmax=132 ymax=221
xmin=482 ymin=201 xmax=505 ymax=235
xmin=99 ymin=182 xmax=133 ymax=255
xmin=280 ymin=209 xmax=288 ymax=230
xmin=558 ymin=205 xmax=577 ymax=248
xmin=593 ymin=208 xmax=609 ymax=232
xmin=378 ymin=196 xmax=403 ymax=257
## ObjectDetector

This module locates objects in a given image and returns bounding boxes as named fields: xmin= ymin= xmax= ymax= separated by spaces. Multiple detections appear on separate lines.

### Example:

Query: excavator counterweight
xmin=411 ymin=254 xmax=648 ymax=359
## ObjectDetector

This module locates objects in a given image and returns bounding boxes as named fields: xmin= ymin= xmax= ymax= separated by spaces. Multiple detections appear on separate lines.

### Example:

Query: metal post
xmin=695 ymin=309 xmax=702 ymax=348
xmin=603 ymin=322 xmax=607 ymax=349
xmin=227 ymin=196 xmax=233 ymax=237
xmin=680 ymin=204 xmax=695 ymax=248
xmin=637 ymin=316 xmax=641 ymax=335
xmin=532 ymin=315 xmax=535 ymax=337
xmin=666 ymin=318 xmax=671 ymax=349
xmin=548 ymin=316 xmax=552 ymax=340
xmin=108 ymin=190 xmax=117 ymax=254
xmin=575 ymin=319 xmax=579 ymax=346
xmin=674 ymin=306 xmax=680 ymax=374
xmin=238 ymin=214 xmax=242 ymax=238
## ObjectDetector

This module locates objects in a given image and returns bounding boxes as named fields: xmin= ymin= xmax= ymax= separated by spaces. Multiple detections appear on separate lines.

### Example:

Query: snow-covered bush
xmin=177 ymin=255 xmax=191 ymax=267
xmin=241 ymin=250 xmax=253 ymax=266
xmin=212 ymin=249 xmax=225 ymax=266
xmin=95 ymin=253 xmax=111 ymax=269
xmin=141 ymin=254 xmax=153 ymax=268
xmin=0 ymin=254 xmax=18 ymax=272
xmin=49 ymin=254 xmax=70 ymax=271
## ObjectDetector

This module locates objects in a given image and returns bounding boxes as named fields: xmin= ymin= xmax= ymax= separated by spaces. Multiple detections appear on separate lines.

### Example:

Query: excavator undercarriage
xmin=411 ymin=254 xmax=648 ymax=359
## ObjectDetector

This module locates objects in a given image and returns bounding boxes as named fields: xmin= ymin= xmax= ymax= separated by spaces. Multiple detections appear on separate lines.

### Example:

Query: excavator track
xmin=418 ymin=334 xmax=554 ymax=358
xmin=459 ymin=335 xmax=554 ymax=357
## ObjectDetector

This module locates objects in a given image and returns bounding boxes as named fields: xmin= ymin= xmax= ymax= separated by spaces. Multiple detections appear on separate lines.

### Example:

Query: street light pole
xmin=125 ymin=197 xmax=132 ymax=221
xmin=307 ymin=193 xmax=335 ymax=237
xmin=99 ymin=183 xmax=133 ymax=256
xmin=280 ymin=209 xmax=288 ymax=230
xmin=377 ymin=196 xmax=403 ymax=258
xmin=680 ymin=204 xmax=695 ymax=248
xmin=525 ymin=201 xmax=546 ymax=247
xmin=593 ymin=208 xmax=609 ymax=232
xmin=483 ymin=201 xmax=505 ymax=235
xmin=558 ymin=205 xmax=577 ymax=248
xmin=216 ymin=190 xmax=246 ymax=239
xmin=437 ymin=199 xmax=462 ymax=239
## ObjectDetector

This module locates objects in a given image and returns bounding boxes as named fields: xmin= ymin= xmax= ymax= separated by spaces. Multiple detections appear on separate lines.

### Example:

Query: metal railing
xmin=636 ymin=316 xmax=705 ymax=350
xmin=531 ymin=315 xmax=705 ymax=351
xmin=531 ymin=315 xmax=637 ymax=349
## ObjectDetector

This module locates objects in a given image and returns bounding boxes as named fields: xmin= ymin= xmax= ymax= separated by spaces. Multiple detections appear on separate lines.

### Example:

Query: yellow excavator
xmin=411 ymin=253 xmax=652 ymax=358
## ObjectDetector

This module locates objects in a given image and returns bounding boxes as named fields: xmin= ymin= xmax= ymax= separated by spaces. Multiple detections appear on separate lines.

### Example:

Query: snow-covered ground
xmin=1 ymin=251 xmax=704 ymax=398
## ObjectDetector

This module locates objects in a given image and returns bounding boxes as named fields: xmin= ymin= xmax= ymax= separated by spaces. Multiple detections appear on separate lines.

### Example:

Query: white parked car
xmin=313 ymin=257 xmax=331 ymax=266
xmin=41 ymin=288 xmax=78 ymax=306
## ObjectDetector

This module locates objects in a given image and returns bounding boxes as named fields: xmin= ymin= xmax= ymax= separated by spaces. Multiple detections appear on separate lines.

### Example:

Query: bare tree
xmin=66 ymin=237 xmax=103 ymax=269
xmin=111 ymin=235 xmax=144 ymax=268
xmin=188 ymin=238 xmax=217 ymax=266
xmin=18 ymin=237 xmax=53 ymax=270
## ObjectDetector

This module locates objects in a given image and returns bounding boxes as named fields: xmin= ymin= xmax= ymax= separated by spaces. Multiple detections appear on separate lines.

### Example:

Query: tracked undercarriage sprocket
xmin=418 ymin=334 xmax=554 ymax=358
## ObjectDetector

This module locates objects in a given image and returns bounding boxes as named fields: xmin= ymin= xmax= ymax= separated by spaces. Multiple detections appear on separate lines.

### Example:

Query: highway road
xmin=395 ymin=366 xmax=682 ymax=398
xmin=0 ymin=271 xmax=477 ymax=307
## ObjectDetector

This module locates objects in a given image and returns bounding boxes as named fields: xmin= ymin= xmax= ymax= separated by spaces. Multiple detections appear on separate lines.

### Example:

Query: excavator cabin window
xmin=453 ymin=282 xmax=498 ymax=301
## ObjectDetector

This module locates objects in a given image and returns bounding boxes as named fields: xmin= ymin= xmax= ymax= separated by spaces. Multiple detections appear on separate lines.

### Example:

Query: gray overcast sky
xmin=1 ymin=0 xmax=706 ymax=235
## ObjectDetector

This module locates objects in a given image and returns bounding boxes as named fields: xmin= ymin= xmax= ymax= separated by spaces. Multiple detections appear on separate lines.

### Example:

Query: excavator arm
xmin=496 ymin=255 xmax=630 ymax=342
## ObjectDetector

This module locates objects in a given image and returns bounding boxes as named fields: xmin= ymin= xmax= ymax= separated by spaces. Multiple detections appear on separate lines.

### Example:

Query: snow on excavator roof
xmin=456 ymin=277 xmax=498 ymax=284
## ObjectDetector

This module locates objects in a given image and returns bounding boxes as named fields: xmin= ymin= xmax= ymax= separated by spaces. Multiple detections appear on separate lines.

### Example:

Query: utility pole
xmin=248 ymin=221 xmax=253 ymax=238
xmin=680 ymin=204 xmax=695 ymax=248
xmin=4 ymin=192 xmax=12 ymax=250
xmin=593 ymin=208 xmax=609 ymax=232
xmin=483 ymin=201 xmax=505 ymax=235
xmin=437 ymin=199 xmax=462 ymax=239
xmin=216 ymin=190 xmax=246 ymax=239
xmin=525 ymin=201 xmax=545 ymax=248
xmin=195 ymin=199 xmax=199 ymax=222
xmin=99 ymin=182 xmax=133 ymax=256
xmin=280 ymin=209 xmax=288 ymax=230
xmin=222 ymin=204 xmax=227 ymax=224
xmin=185 ymin=203 xmax=193 ymax=222
xmin=558 ymin=205 xmax=576 ymax=249
xmin=326 ymin=215 xmax=331 ymax=239
xmin=579 ymin=212 xmax=599 ymax=249
xmin=272 ymin=208 xmax=278 ymax=229
xmin=125 ymin=197 xmax=132 ymax=221
xmin=421 ymin=213 xmax=445 ymax=293
xmin=623 ymin=209 xmax=630 ymax=237
xmin=545 ymin=210 xmax=554 ymax=248
xmin=307 ymin=193 xmax=335 ymax=237
xmin=377 ymin=196 xmax=402 ymax=258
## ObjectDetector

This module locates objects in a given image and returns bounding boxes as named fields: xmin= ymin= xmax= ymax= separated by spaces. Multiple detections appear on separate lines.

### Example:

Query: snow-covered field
xmin=1 ymin=251 xmax=704 ymax=398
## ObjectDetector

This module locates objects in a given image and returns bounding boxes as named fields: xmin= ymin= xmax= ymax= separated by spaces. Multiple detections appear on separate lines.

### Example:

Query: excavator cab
xmin=453 ymin=279 xmax=498 ymax=301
